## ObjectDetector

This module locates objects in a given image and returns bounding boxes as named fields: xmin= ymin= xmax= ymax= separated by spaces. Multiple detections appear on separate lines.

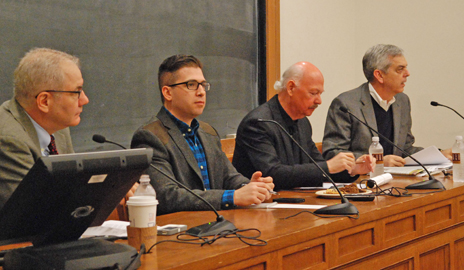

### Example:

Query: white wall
xmin=280 ymin=0 xmax=464 ymax=149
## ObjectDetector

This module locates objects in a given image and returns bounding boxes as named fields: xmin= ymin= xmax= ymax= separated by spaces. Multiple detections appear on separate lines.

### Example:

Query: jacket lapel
xmin=268 ymin=96 xmax=296 ymax=164
xmin=392 ymin=102 xmax=401 ymax=146
xmin=157 ymin=109 xmax=203 ymax=181
xmin=359 ymin=84 xmax=378 ymax=136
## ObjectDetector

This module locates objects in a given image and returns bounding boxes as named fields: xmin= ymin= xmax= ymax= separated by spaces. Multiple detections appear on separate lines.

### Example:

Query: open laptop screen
xmin=0 ymin=148 xmax=152 ymax=246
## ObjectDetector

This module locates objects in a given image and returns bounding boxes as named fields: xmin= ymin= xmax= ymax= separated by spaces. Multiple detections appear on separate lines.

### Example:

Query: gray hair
xmin=14 ymin=48 xmax=80 ymax=105
xmin=274 ymin=64 xmax=304 ymax=92
xmin=362 ymin=44 xmax=403 ymax=82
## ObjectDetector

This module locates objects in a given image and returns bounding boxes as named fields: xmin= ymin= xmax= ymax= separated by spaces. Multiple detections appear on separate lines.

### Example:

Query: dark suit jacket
xmin=233 ymin=95 xmax=355 ymax=190
xmin=322 ymin=83 xmax=423 ymax=159
xmin=0 ymin=99 xmax=74 ymax=209
xmin=131 ymin=108 xmax=249 ymax=215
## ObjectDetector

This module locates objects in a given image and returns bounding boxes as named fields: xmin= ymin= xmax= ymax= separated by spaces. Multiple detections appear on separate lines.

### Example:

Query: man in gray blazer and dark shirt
xmin=131 ymin=55 xmax=274 ymax=215
xmin=0 ymin=48 xmax=89 ymax=209
xmin=323 ymin=44 xmax=451 ymax=166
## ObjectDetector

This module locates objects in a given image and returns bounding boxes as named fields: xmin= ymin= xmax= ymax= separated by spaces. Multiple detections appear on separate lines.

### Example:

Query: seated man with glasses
xmin=0 ymin=48 xmax=90 ymax=209
xmin=131 ymin=54 xmax=274 ymax=215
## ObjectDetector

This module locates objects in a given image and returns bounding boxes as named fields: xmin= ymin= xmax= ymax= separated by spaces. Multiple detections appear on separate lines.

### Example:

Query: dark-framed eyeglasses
xmin=35 ymin=90 xmax=83 ymax=99
xmin=168 ymin=80 xmax=211 ymax=91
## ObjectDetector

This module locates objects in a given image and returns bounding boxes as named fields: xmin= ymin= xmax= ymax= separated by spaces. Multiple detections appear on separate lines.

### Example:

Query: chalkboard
xmin=0 ymin=0 xmax=265 ymax=152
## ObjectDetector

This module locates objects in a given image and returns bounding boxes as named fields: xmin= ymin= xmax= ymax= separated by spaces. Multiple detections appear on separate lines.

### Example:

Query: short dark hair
xmin=157 ymin=54 xmax=203 ymax=102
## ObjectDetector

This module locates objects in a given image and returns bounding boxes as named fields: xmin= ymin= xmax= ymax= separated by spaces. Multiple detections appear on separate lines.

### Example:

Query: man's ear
xmin=35 ymin=93 xmax=51 ymax=113
xmin=286 ymin=80 xmax=296 ymax=96
xmin=162 ymin=86 xmax=173 ymax=102
xmin=373 ymin=70 xmax=384 ymax=84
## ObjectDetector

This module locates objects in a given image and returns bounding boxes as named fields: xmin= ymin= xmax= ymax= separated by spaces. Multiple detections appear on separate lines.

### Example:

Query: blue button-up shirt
xmin=164 ymin=107 xmax=235 ymax=208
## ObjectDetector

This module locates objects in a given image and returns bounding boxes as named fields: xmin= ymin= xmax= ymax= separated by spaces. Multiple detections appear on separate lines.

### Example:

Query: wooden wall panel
xmin=419 ymin=245 xmax=450 ymax=270
xmin=382 ymin=259 xmax=414 ymax=270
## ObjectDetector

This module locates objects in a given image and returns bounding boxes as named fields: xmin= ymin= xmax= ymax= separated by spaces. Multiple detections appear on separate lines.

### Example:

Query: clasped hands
xmin=234 ymin=171 xmax=274 ymax=206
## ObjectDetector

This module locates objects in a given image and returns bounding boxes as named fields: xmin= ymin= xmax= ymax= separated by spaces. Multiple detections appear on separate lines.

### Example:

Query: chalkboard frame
xmin=0 ymin=0 xmax=269 ymax=152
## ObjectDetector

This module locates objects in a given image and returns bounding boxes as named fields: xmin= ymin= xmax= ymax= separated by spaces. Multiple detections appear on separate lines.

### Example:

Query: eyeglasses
xmin=35 ymin=90 xmax=83 ymax=99
xmin=168 ymin=80 xmax=211 ymax=91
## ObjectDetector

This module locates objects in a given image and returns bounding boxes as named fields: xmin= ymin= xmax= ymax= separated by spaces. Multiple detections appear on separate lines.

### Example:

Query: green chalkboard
xmin=0 ymin=0 xmax=265 ymax=152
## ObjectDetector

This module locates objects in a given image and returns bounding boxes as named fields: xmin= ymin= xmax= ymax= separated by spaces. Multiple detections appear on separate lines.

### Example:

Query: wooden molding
xmin=266 ymin=0 xmax=280 ymax=101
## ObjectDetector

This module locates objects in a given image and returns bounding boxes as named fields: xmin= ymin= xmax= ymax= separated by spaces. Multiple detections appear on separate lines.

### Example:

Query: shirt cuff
xmin=221 ymin=190 xmax=235 ymax=209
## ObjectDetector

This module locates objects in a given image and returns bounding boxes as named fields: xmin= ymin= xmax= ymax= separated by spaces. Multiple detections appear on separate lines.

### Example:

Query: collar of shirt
xmin=163 ymin=107 xmax=200 ymax=137
xmin=25 ymin=113 xmax=52 ymax=156
xmin=276 ymin=97 xmax=299 ymax=135
xmin=369 ymin=83 xmax=396 ymax=111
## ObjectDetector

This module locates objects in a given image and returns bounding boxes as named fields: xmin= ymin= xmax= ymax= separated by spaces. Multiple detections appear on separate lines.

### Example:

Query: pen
xmin=269 ymin=190 xmax=279 ymax=195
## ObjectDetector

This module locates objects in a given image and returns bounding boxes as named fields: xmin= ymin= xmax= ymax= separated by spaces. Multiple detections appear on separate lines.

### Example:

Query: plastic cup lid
xmin=126 ymin=196 xmax=159 ymax=206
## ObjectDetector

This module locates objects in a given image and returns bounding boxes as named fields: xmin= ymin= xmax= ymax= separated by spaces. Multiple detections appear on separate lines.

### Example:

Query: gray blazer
xmin=322 ymin=83 xmax=423 ymax=160
xmin=0 ymin=99 xmax=74 ymax=209
xmin=131 ymin=108 xmax=249 ymax=215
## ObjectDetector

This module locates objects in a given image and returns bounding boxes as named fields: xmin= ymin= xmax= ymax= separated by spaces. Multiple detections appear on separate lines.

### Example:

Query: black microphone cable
xmin=145 ymin=228 xmax=267 ymax=253
xmin=358 ymin=179 xmax=444 ymax=197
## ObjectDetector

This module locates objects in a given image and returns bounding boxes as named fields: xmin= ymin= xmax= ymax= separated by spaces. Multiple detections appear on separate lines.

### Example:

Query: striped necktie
xmin=48 ymin=135 xmax=59 ymax=155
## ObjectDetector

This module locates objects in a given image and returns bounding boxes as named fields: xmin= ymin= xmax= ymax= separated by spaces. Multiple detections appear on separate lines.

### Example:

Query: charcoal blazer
xmin=131 ymin=108 xmax=249 ymax=215
xmin=233 ymin=95 xmax=355 ymax=190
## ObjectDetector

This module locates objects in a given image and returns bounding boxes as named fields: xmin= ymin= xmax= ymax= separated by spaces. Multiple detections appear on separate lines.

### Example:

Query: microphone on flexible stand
xmin=431 ymin=101 xmax=464 ymax=120
xmin=92 ymin=134 xmax=237 ymax=237
xmin=339 ymin=107 xmax=445 ymax=190
xmin=92 ymin=134 xmax=127 ymax=150
xmin=256 ymin=119 xmax=359 ymax=216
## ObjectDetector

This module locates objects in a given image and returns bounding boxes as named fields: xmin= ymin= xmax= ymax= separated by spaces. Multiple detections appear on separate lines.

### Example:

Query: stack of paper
xmin=384 ymin=145 xmax=452 ymax=176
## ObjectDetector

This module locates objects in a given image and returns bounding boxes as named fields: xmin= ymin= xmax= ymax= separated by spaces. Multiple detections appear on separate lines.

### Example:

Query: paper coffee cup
xmin=127 ymin=196 xmax=158 ymax=228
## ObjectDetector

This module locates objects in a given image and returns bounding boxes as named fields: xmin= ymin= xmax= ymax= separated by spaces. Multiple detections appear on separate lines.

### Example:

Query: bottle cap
xmin=140 ymin=174 xmax=150 ymax=183
xmin=372 ymin=137 xmax=379 ymax=142
xmin=456 ymin=135 xmax=463 ymax=141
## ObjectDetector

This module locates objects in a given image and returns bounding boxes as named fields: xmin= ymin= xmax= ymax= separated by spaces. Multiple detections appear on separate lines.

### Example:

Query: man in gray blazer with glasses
xmin=0 ymin=48 xmax=89 ymax=209
xmin=131 ymin=54 xmax=274 ymax=215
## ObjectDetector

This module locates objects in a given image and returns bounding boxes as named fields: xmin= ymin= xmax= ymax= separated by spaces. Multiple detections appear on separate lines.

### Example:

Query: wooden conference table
xmin=136 ymin=174 xmax=464 ymax=270
xmin=3 ymin=174 xmax=464 ymax=269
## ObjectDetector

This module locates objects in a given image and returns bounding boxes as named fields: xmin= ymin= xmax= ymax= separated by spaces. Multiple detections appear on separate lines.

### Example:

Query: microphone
xmin=257 ymin=119 xmax=359 ymax=216
xmin=339 ymin=107 xmax=445 ymax=190
xmin=92 ymin=134 xmax=236 ymax=237
xmin=431 ymin=101 xmax=464 ymax=120
xmin=92 ymin=134 xmax=127 ymax=150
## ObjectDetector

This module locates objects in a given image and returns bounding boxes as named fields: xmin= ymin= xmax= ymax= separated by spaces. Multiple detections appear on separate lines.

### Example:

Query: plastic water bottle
xmin=452 ymin=136 xmax=464 ymax=182
xmin=134 ymin=174 xmax=157 ymax=197
xmin=369 ymin=137 xmax=384 ymax=177
xmin=128 ymin=174 xmax=158 ymax=229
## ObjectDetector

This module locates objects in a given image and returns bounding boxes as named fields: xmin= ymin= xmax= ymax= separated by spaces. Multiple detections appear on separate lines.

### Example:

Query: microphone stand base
xmin=314 ymin=202 xmax=359 ymax=216
xmin=405 ymin=179 xmax=445 ymax=190
xmin=185 ymin=219 xmax=237 ymax=237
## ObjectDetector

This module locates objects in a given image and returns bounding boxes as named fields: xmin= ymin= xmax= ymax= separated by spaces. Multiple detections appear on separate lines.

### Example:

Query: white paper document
xmin=82 ymin=220 xmax=131 ymax=238
xmin=404 ymin=145 xmax=451 ymax=165
xmin=243 ymin=202 xmax=326 ymax=209
xmin=384 ymin=165 xmax=451 ymax=176
xmin=295 ymin=182 xmax=362 ymax=190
